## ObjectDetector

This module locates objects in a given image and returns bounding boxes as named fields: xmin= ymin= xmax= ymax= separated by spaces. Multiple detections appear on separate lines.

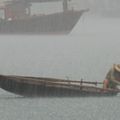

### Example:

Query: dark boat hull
xmin=0 ymin=75 xmax=118 ymax=97
xmin=0 ymin=10 xmax=84 ymax=34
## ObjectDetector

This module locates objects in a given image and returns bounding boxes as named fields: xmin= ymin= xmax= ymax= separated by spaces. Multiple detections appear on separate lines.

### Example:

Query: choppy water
xmin=0 ymin=17 xmax=120 ymax=120
xmin=0 ymin=91 xmax=120 ymax=120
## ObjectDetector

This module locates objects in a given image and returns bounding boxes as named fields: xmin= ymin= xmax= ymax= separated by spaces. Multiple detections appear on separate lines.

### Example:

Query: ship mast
xmin=63 ymin=0 xmax=68 ymax=12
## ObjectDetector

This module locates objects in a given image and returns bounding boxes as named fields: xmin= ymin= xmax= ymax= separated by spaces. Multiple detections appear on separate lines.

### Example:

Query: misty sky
xmin=0 ymin=17 xmax=120 ymax=81
xmin=0 ymin=0 xmax=120 ymax=81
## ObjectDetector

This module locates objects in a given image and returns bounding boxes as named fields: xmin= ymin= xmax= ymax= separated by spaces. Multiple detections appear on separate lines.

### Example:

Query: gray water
xmin=0 ymin=17 xmax=120 ymax=120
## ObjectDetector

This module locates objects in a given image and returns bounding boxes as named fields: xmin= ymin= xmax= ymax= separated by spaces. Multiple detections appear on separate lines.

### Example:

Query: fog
xmin=1 ymin=0 xmax=120 ymax=17
xmin=0 ymin=16 xmax=120 ymax=81
xmin=0 ymin=0 xmax=120 ymax=81
xmin=74 ymin=0 xmax=120 ymax=17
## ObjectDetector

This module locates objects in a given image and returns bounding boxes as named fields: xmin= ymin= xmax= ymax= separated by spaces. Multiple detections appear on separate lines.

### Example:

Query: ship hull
xmin=0 ymin=10 xmax=83 ymax=34
xmin=0 ymin=75 xmax=118 ymax=97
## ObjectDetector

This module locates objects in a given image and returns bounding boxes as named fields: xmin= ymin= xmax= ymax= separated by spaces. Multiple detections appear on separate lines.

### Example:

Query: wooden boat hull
xmin=0 ymin=10 xmax=84 ymax=34
xmin=0 ymin=75 xmax=118 ymax=97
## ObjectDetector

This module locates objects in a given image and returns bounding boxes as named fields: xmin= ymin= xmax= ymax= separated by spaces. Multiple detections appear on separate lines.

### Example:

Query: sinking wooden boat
xmin=0 ymin=75 xmax=119 ymax=97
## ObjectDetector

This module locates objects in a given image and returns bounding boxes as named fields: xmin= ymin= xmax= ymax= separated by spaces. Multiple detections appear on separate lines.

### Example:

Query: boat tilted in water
xmin=0 ymin=75 xmax=119 ymax=97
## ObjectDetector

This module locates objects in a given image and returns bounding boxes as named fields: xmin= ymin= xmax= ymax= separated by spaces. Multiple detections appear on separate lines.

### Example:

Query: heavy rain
xmin=0 ymin=0 xmax=120 ymax=120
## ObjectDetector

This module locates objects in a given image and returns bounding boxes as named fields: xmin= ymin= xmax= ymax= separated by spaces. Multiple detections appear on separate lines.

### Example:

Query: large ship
xmin=0 ymin=0 xmax=88 ymax=34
